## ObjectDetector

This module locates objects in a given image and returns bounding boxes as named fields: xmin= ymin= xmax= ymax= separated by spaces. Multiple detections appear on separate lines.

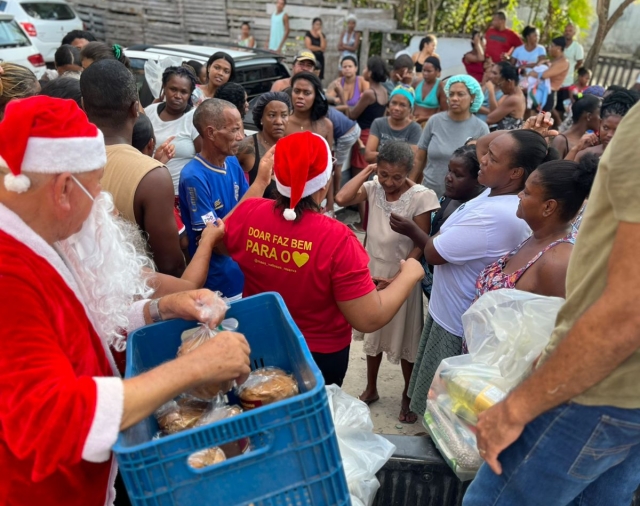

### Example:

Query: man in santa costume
xmin=0 ymin=96 xmax=252 ymax=505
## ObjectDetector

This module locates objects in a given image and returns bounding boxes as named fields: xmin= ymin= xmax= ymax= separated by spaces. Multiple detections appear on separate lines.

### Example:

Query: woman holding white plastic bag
xmin=391 ymin=126 xmax=558 ymax=416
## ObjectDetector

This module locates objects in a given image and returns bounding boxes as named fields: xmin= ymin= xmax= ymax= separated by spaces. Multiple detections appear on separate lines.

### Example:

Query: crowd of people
xmin=2 ymin=10 xmax=640 ymax=506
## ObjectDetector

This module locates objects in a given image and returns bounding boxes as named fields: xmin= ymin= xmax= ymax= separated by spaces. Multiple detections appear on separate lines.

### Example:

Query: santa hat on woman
xmin=0 ymin=96 xmax=106 ymax=193
xmin=273 ymin=131 xmax=332 ymax=221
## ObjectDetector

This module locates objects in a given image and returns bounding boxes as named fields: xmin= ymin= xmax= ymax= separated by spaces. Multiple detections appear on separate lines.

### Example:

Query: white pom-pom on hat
xmin=283 ymin=208 xmax=297 ymax=221
xmin=4 ymin=173 xmax=31 ymax=193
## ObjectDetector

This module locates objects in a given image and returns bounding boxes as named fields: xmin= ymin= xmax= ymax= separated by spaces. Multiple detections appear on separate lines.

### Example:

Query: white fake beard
xmin=55 ymin=192 xmax=155 ymax=352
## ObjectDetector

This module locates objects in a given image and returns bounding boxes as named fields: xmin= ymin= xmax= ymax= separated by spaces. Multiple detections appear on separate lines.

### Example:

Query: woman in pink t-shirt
xmin=220 ymin=131 xmax=424 ymax=386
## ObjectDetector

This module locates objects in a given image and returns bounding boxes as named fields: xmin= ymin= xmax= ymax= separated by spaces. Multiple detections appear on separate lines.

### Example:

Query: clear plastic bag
xmin=154 ymin=397 xmax=208 ymax=435
xmin=144 ymin=56 xmax=183 ymax=99
xmin=236 ymin=367 xmax=299 ymax=411
xmin=196 ymin=393 xmax=249 ymax=457
xmin=425 ymin=289 xmax=564 ymax=480
xmin=176 ymin=297 xmax=235 ymax=400
xmin=326 ymin=385 xmax=396 ymax=506
xmin=187 ymin=447 xmax=226 ymax=469
xmin=463 ymin=288 xmax=565 ymax=385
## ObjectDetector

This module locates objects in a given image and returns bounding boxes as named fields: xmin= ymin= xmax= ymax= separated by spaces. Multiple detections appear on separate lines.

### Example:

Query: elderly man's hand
xmin=475 ymin=397 xmax=527 ymax=475
xmin=157 ymin=289 xmax=230 ymax=329
xmin=256 ymin=144 xmax=275 ymax=188
xmin=187 ymin=331 xmax=252 ymax=386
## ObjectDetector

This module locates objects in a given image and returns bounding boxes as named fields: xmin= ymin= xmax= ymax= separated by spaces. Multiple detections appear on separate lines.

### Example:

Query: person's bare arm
xmin=564 ymin=133 xmax=599 ymax=161
xmin=389 ymin=213 xmax=447 ymax=265
xmin=324 ymin=117 xmax=334 ymax=150
xmin=344 ymin=89 xmax=375 ymax=119
xmin=193 ymin=135 xmax=203 ymax=154
xmin=437 ymin=82 xmax=448 ymax=111
xmin=409 ymin=148 xmax=426 ymax=184
xmin=223 ymin=146 xmax=274 ymax=224
xmin=277 ymin=14 xmax=290 ymax=53
xmin=134 ymin=167 xmax=186 ymax=277
xmin=335 ymin=163 xmax=375 ymax=207
xmin=337 ymin=31 xmax=345 ymax=51
xmin=337 ymin=258 xmax=424 ymax=333
xmin=304 ymin=35 xmax=320 ymax=52
xmin=476 ymin=221 xmax=640 ymax=475
xmin=407 ymin=211 xmax=432 ymax=260
xmin=551 ymin=134 xmax=569 ymax=159
xmin=236 ymin=136 xmax=257 ymax=172
xmin=487 ymin=94 xmax=516 ymax=124
xmin=541 ymin=60 xmax=569 ymax=80
xmin=364 ymin=133 xmax=380 ymax=163
xmin=121 ymin=331 xmax=250 ymax=430
xmin=575 ymin=59 xmax=584 ymax=72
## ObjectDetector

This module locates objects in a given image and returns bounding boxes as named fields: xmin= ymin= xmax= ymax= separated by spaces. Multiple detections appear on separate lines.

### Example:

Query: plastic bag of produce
xmin=425 ymin=289 xmax=564 ymax=480
xmin=326 ymin=385 xmax=395 ymax=506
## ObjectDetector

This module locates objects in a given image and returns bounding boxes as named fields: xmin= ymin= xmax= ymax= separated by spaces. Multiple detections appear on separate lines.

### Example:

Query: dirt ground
xmin=337 ymin=208 xmax=428 ymax=436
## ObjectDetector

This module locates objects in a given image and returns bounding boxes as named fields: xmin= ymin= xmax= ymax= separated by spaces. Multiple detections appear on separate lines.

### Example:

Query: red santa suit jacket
xmin=0 ymin=204 xmax=127 ymax=506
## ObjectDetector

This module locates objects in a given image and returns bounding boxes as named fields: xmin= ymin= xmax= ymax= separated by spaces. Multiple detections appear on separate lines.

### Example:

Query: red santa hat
xmin=274 ymin=131 xmax=332 ymax=221
xmin=0 ymin=96 xmax=106 ymax=193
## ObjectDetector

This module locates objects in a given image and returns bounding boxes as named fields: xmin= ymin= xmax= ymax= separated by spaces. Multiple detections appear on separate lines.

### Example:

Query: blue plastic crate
xmin=113 ymin=292 xmax=350 ymax=506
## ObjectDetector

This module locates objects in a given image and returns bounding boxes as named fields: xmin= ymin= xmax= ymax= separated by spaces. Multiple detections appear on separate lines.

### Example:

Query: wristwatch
xmin=149 ymin=298 xmax=164 ymax=323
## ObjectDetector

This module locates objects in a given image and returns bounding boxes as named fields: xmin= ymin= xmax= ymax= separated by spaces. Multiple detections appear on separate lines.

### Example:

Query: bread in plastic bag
xmin=237 ymin=367 xmax=299 ymax=410
xmin=187 ymin=447 xmax=226 ymax=469
xmin=176 ymin=295 xmax=234 ymax=400
xmin=155 ymin=397 xmax=208 ymax=435
xmin=196 ymin=393 xmax=249 ymax=457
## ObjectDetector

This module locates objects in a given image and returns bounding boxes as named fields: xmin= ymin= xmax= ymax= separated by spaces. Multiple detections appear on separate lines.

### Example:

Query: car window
xmin=20 ymin=2 xmax=75 ymax=20
xmin=0 ymin=2 xmax=7 ymax=12
xmin=235 ymin=62 xmax=290 ymax=99
xmin=0 ymin=19 xmax=31 ymax=47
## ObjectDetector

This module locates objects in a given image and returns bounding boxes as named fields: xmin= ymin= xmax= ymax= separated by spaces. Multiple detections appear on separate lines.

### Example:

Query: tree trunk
xmin=584 ymin=0 xmax=635 ymax=71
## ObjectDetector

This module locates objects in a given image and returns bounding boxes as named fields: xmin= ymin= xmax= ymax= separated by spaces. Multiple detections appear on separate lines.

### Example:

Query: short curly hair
xmin=252 ymin=92 xmax=291 ymax=131
xmin=215 ymin=82 xmax=247 ymax=118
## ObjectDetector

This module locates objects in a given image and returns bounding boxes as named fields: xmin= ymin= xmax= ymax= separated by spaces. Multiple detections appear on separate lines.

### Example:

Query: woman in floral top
xmin=336 ymin=141 xmax=440 ymax=424
xmin=475 ymin=156 xmax=598 ymax=301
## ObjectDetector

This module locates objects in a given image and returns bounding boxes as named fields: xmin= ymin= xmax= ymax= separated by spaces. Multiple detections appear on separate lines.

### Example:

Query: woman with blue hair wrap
xmin=365 ymin=85 xmax=422 ymax=163
xmin=411 ymin=75 xmax=490 ymax=198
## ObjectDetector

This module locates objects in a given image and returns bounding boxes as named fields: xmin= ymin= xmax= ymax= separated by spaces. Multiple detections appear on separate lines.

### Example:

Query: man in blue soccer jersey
xmin=179 ymin=99 xmax=249 ymax=299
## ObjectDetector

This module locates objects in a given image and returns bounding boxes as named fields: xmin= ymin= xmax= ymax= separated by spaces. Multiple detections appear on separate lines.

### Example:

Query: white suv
xmin=0 ymin=0 xmax=82 ymax=63
xmin=0 ymin=13 xmax=45 ymax=76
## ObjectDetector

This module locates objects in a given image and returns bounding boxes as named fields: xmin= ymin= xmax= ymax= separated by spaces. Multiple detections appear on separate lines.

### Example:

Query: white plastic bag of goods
xmin=462 ymin=288 xmax=565 ymax=385
xmin=326 ymin=385 xmax=396 ymax=506
xmin=144 ymin=56 xmax=183 ymax=99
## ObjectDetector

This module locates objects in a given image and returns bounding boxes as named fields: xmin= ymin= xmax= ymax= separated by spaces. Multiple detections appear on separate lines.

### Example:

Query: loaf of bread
xmin=188 ymin=447 xmax=226 ymax=469
xmin=155 ymin=399 xmax=208 ymax=435
xmin=177 ymin=333 xmax=233 ymax=400
xmin=238 ymin=368 xmax=299 ymax=411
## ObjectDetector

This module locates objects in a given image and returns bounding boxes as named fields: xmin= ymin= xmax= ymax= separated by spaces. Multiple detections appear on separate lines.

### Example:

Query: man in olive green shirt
xmin=464 ymin=103 xmax=640 ymax=505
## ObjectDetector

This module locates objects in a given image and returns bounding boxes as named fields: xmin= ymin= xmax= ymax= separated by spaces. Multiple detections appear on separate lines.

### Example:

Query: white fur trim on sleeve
xmin=82 ymin=377 xmax=124 ymax=463
xmin=126 ymin=299 xmax=149 ymax=333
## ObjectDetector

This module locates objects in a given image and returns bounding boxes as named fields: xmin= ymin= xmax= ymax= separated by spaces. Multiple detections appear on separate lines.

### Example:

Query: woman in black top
xmin=305 ymin=18 xmax=326 ymax=80
xmin=334 ymin=56 xmax=389 ymax=230
xmin=237 ymin=92 xmax=291 ymax=198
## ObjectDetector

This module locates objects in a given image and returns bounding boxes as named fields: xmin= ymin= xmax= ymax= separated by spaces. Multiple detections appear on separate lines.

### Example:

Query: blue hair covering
xmin=390 ymin=85 xmax=415 ymax=108
xmin=583 ymin=85 xmax=605 ymax=98
xmin=444 ymin=75 xmax=484 ymax=114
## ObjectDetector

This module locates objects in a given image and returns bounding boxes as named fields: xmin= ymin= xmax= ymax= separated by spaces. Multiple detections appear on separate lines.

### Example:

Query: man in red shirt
xmin=485 ymin=11 xmax=522 ymax=64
